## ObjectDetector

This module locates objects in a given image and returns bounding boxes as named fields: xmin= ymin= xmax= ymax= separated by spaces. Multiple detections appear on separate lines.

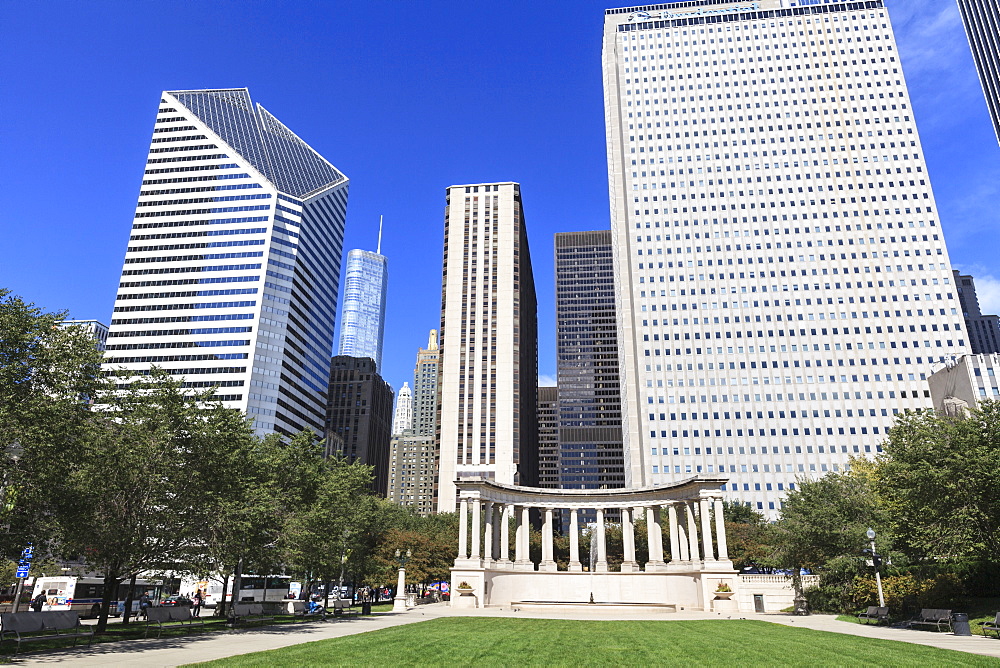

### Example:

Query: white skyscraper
xmin=392 ymin=382 xmax=413 ymax=435
xmin=104 ymin=88 xmax=349 ymax=437
xmin=436 ymin=182 xmax=538 ymax=512
xmin=603 ymin=1 xmax=965 ymax=513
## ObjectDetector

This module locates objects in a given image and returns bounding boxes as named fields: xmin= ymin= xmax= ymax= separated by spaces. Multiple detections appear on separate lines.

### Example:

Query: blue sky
xmin=2 ymin=0 xmax=999 ymax=394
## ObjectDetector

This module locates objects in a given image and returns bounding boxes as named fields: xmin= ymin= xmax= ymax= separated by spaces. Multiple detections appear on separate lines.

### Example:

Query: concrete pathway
xmin=10 ymin=605 xmax=1000 ymax=666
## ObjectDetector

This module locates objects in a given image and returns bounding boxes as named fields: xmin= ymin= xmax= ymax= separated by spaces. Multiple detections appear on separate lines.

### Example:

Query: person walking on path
xmin=31 ymin=592 xmax=46 ymax=612
xmin=192 ymin=590 xmax=203 ymax=617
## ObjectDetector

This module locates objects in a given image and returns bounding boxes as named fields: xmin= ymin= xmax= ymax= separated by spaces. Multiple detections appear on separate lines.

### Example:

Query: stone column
xmin=667 ymin=503 xmax=680 ymax=563
xmin=458 ymin=497 xmax=469 ymax=560
xmin=646 ymin=506 xmax=665 ymax=571
xmin=677 ymin=504 xmax=690 ymax=562
xmin=515 ymin=505 xmax=532 ymax=570
xmin=492 ymin=503 xmax=503 ymax=562
xmin=714 ymin=497 xmax=729 ymax=561
xmin=483 ymin=501 xmax=494 ymax=567
xmin=686 ymin=502 xmax=700 ymax=563
xmin=700 ymin=497 xmax=714 ymax=562
xmin=595 ymin=508 xmax=608 ymax=572
xmin=470 ymin=499 xmax=482 ymax=560
xmin=541 ymin=508 xmax=557 ymax=571
xmin=568 ymin=508 xmax=582 ymax=572
xmin=500 ymin=504 xmax=511 ymax=565
xmin=621 ymin=507 xmax=637 ymax=572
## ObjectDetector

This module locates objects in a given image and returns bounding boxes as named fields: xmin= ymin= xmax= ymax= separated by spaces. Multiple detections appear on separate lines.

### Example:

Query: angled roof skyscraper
xmin=103 ymin=88 xmax=349 ymax=437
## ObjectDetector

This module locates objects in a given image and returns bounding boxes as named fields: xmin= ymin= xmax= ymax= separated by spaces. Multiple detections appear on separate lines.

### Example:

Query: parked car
xmin=161 ymin=595 xmax=191 ymax=607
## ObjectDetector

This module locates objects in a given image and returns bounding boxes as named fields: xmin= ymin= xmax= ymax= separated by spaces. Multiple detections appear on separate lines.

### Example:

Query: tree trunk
xmin=324 ymin=579 xmax=331 ymax=609
xmin=96 ymin=570 xmax=120 ymax=634
xmin=217 ymin=573 xmax=230 ymax=617
xmin=231 ymin=558 xmax=243 ymax=607
xmin=121 ymin=573 xmax=137 ymax=625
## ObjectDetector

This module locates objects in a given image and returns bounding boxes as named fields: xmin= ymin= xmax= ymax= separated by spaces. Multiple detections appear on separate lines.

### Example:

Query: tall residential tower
xmin=104 ymin=88 xmax=349 ymax=437
xmin=603 ymin=1 xmax=964 ymax=512
xmin=436 ymin=182 xmax=538 ymax=512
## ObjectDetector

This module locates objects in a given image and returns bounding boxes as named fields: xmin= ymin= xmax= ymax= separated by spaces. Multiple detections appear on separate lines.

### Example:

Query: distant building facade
xmin=387 ymin=330 xmax=441 ymax=516
xmin=537 ymin=386 xmax=560 ymax=489
xmin=436 ymin=182 xmax=538 ymax=512
xmin=392 ymin=382 xmax=413 ymax=435
xmin=325 ymin=355 xmax=394 ymax=496
xmin=928 ymin=354 xmax=1000 ymax=414
xmin=555 ymin=231 xmax=625 ymax=502
xmin=958 ymin=0 xmax=1000 ymax=146
xmin=337 ymin=249 xmax=389 ymax=372
xmin=60 ymin=320 xmax=110 ymax=352
xmin=955 ymin=271 xmax=1000 ymax=354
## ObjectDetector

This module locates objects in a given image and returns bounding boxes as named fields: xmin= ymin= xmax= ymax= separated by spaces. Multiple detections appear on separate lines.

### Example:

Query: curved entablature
xmin=455 ymin=476 xmax=728 ymax=509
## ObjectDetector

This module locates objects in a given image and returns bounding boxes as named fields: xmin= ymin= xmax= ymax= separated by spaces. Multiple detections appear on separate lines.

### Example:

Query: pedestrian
xmin=31 ymin=592 xmax=46 ymax=612
xmin=192 ymin=589 xmax=203 ymax=617
xmin=139 ymin=591 xmax=151 ymax=619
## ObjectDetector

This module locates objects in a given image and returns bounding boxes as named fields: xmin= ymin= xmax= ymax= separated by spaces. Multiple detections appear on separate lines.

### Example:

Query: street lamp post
xmin=866 ymin=528 xmax=885 ymax=608
xmin=392 ymin=549 xmax=411 ymax=613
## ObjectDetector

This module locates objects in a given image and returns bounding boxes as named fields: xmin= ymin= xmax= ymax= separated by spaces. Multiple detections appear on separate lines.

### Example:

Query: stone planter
xmin=713 ymin=590 xmax=735 ymax=600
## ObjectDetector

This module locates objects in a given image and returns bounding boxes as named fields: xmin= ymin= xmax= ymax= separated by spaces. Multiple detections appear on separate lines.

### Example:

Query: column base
xmin=493 ymin=560 xmax=514 ymax=570
xmin=620 ymin=561 xmax=639 ymax=573
xmin=392 ymin=596 xmax=407 ymax=612
xmin=568 ymin=561 xmax=583 ymax=572
xmin=454 ymin=558 xmax=483 ymax=569
xmin=513 ymin=561 xmax=534 ymax=572
xmin=644 ymin=560 xmax=668 ymax=572
xmin=594 ymin=561 xmax=609 ymax=573
xmin=540 ymin=561 xmax=558 ymax=572
xmin=667 ymin=560 xmax=695 ymax=572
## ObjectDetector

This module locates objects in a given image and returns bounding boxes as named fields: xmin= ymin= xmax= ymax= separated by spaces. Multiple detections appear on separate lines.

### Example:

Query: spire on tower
xmin=377 ymin=215 xmax=383 ymax=255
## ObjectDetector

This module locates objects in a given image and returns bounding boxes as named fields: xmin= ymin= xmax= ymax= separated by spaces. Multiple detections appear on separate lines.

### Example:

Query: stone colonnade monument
xmin=449 ymin=476 xmax=742 ymax=612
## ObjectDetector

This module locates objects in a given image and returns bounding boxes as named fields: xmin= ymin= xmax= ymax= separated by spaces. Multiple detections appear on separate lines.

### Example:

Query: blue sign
xmin=16 ymin=567 xmax=29 ymax=578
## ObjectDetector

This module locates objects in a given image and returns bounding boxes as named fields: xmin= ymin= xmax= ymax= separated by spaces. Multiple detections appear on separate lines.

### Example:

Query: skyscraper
xmin=603 ymin=1 xmax=964 ymax=513
xmin=436 ymin=182 xmax=538 ymax=512
xmin=957 ymin=0 xmax=1000 ymax=146
xmin=325 ymin=355 xmax=394 ymax=495
xmin=537 ymin=386 xmax=560 ymax=489
xmin=387 ymin=330 xmax=441 ymax=516
xmin=392 ymin=382 xmax=413 ymax=435
xmin=555 ymin=231 xmax=625 ymax=498
xmin=337 ymin=222 xmax=388 ymax=372
xmin=104 ymin=89 xmax=349 ymax=437
xmin=954 ymin=271 xmax=1000 ymax=354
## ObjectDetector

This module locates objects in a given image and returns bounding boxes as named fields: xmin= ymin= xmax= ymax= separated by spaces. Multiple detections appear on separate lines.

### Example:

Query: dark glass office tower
xmin=555 ymin=231 xmax=624 ymax=510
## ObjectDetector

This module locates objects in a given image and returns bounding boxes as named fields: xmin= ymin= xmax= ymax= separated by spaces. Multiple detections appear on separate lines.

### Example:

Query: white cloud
xmin=538 ymin=374 xmax=557 ymax=387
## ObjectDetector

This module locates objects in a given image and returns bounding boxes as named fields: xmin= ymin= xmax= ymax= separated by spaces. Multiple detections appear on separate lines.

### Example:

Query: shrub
xmin=851 ymin=573 xmax=963 ymax=614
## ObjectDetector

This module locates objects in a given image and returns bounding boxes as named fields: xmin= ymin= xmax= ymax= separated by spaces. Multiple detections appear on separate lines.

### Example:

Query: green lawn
xmin=837 ymin=598 xmax=1000 ymax=636
xmin=190 ymin=618 xmax=1000 ymax=667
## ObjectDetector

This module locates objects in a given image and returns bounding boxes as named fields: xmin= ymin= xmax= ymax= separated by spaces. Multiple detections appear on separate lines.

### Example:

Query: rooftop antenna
xmin=376 ymin=215 xmax=383 ymax=255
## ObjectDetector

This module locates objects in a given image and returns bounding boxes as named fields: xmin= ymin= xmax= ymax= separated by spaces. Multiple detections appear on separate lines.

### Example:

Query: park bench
xmin=907 ymin=608 xmax=952 ymax=632
xmin=333 ymin=599 xmax=359 ymax=618
xmin=981 ymin=613 xmax=1000 ymax=639
xmin=229 ymin=602 xmax=274 ymax=626
xmin=144 ymin=605 xmax=205 ymax=638
xmin=0 ymin=611 xmax=94 ymax=654
xmin=286 ymin=600 xmax=327 ymax=621
xmin=857 ymin=606 xmax=889 ymax=625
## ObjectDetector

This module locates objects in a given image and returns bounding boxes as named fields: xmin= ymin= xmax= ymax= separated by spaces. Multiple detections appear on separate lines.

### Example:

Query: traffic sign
xmin=15 ymin=567 xmax=29 ymax=578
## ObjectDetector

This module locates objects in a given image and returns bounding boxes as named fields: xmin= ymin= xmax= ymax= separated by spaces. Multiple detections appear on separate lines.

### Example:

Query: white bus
xmin=182 ymin=575 xmax=296 ymax=608
xmin=32 ymin=577 xmax=163 ymax=617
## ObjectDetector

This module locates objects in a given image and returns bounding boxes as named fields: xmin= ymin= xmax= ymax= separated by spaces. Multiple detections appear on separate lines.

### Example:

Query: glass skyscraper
xmin=555 ymin=231 xmax=625 ymax=496
xmin=958 ymin=0 xmax=1000 ymax=146
xmin=104 ymin=88 xmax=349 ymax=437
xmin=337 ymin=248 xmax=389 ymax=372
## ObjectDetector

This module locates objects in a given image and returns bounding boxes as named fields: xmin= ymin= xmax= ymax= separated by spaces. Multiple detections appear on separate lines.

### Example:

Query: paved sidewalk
xmin=10 ymin=605 xmax=1000 ymax=665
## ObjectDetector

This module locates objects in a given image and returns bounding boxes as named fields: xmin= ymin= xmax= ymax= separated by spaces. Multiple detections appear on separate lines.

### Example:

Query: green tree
xmin=877 ymin=403 xmax=1000 ymax=561
xmin=721 ymin=501 xmax=777 ymax=571
xmin=0 ymin=289 xmax=105 ymax=558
